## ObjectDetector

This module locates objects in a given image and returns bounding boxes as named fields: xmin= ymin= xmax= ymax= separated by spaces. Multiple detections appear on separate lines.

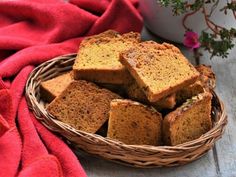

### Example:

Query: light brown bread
xmin=47 ymin=80 xmax=121 ymax=133
xmin=176 ymin=81 xmax=205 ymax=105
xmin=175 ymin=64 xmax=215 ymax=105
xmin=107 ymin=99 xmax=163 ymax=145
xmin=120 ymin=41 xmax=200 ymax=102
xmin=73 ymin=30 xmax=140 ymax=84
xmin=40 ymin=72 xmax=73 ymax=102
xmin=125 ymin=79 xmax=176 ymax=110
xmin=153 ymin=93 xmax=176 ymax=110
xmin=124 ymin=79 xmax=148 ymax=103
xmin=195 ymin=64 xmax=216 ymax=90
xmin=163 ymin=92 xmax=212 ymax=146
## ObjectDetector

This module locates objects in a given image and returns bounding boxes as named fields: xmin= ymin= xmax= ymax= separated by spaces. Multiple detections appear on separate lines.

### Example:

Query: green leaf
xmin=200 ymin=29 xmax=235 ymax=58
xmin=157 ymin=0 xmax=236 ymax=58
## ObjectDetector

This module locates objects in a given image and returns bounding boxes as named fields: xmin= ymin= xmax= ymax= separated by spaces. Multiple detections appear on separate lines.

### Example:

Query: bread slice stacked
xmin=120 ymin=41 xmax=200 ymax=102
xmin=124 ymin=79 xmax=176 ymax=110
xmin=195 ymin=64 xmax=216 ymax=90
xmin=47 ymin=81 xmax=121 ymax=133
xmin=40 ymin=72 xmax=73 ymax=102
xmin=73 ymin=30 xmax=140 ymax=84
xmin=40 ymin=30 xmax=216 ymax=146
xmin=163 ymin=92 xmax=212 ymax=145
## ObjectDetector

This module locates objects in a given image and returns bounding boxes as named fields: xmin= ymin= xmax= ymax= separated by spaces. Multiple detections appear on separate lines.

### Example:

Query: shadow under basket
xmin=25 ymin=53 xmax=228 ymax=168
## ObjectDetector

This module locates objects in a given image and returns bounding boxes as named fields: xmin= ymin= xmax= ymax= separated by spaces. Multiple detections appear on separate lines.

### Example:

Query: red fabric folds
xmin=18 ymin=98 xmax=63 ymax=177
xmin=0 ymin=0 xmax=142 ymax=176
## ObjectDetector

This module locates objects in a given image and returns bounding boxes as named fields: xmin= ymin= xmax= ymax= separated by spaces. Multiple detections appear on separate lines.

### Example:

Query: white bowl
xmin=139 ymin=0 xmax=236 ymax=43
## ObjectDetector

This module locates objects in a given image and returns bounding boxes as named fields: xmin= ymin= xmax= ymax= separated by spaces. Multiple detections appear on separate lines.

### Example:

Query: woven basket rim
xmin=25 ymin=53 xmax=228 ymax=167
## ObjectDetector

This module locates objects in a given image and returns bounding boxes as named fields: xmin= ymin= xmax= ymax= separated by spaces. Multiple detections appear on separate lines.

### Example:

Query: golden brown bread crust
xmin=80 ymin=30 xmax=140 ymax=49
xmin=163 ymin=92 xmax=212 ymax=145
xmin=80 ymin=30 xmax=140 ymax=47
xmin=124 ymin=78 xmax=176 ymax=110
xmin=176 ymin=81 xmax=205 ymax=105
xmin=120 ymin=41 xmax=200 ymax=102
xmin=153 ymin=93 xmax=176 ymax=110
xmin=107 ymin=99 xmax=163 ymax=145
xmin=195 ymin=64 xmax=216 ymax=90
xmin=174 ymin=64 xmax=215 ymax=105
xmin=40 ymin=72 xmax=73 ymax=102
xmin=122 ymin=32 xmax=141 ymax=41
xmin=73 ymin=30 xmax=140 ymax=84
xmin=81 ymin=30 xmax=119 ymax=45
xmin=47 ymin=80 xmax=121 ymax=133
xmin=124 ymin=78 xmax=147 ymax=103
xmin=79 ymin=30 xmax=120 ymax=49
xmin=73 ymin=68 xmax=133 ymax=84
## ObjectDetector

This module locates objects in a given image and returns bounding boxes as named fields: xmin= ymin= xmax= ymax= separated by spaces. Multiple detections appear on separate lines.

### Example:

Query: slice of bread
xmin=153 ymin=93 xmax=176 ymax=110
xmin=163 ymin=92 xmax=212 ymax=146
xmin=175 ymin=64 xmax=215 ymax=105
xmin=73 ymin=30 xmax=140 ymax=84
xmin=47 ymin=80 xmax=121 ymax=133
xmin=176 ymin=81 xmax=205 ymax=105
xmin=124 ymin=79 xmax=148 ymax=103
xmin=125 ymin=79 xmax=176 ymax=110
xmin=40 ymin=72 xmax=73 ymax=102
xmin=195 ymin=64 xmax=216 ymax=90
xmin=107 ymin=99 xmax=163 ymax=145
xmin=120 ymin=41 xmax=200 ymax=102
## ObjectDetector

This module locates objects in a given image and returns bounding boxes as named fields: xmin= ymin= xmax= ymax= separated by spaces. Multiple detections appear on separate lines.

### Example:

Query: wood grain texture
xmin=75 ymin=27 xmax=235 ymax=177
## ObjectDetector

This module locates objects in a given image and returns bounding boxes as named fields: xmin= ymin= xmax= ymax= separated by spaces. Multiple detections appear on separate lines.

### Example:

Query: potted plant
xmin=139 ymin=0 xmax=236 ymax=63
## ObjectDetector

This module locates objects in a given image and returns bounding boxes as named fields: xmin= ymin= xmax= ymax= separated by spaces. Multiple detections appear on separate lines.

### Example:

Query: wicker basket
xmin=25 ymin=53 xmax=227 ymax=168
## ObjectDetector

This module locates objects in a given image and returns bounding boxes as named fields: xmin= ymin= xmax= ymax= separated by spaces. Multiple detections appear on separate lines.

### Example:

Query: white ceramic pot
xmin=139 ymin=0 xmax=236 ymax=43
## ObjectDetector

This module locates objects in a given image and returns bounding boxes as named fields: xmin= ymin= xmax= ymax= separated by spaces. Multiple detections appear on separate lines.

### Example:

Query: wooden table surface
xmin=76 ymin=27 xmax=236 ymax=177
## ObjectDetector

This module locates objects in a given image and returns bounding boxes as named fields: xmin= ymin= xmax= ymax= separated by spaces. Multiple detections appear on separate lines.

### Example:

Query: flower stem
xmin=182 ymin=8 xmax=201 ymax=31
xmin=194 ymin=48 xmax=200 ymax=65
xmin=202 ymin=5 xmax=223 ymax=35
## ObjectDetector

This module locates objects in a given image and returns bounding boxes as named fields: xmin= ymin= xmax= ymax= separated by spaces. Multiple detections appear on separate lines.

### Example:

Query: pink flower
xmin=183 ymin=31 xmax=200 ymax=49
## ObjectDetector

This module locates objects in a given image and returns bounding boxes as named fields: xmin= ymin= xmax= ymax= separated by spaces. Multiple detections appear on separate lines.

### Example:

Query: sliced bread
xmin=153 ymin=93 xmax=176 ymax=110
xmin=120 ymin=41 xmax=200 ymax=102
xmin=125 ymin=79 xmax=176 ymax=110
xmin=195 ymin=64 xmax=216 ymax=90
xmin=163 ymin=92 xmax=212 ymax=146
xmin=107 ymin=99 xmax=163 ymax=145
xmin=73 ymin=30 xmax=140 ymax=84
xmin=47 ymin=80 xmax=121 ymax=133
xmin=40 ymin=72 xmax=73 ymax=102
xmin=176 ymin=81 xmax=205 ymax=105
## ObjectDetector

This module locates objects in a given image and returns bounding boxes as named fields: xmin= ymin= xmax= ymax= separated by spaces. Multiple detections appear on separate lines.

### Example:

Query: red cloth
xmin=0 ymin=0 xmax=142 ymax=177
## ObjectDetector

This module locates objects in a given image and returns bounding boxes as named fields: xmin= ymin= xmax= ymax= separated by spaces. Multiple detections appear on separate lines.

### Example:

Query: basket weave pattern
xmin=25 ymin=54 xmax=227 ymax=168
